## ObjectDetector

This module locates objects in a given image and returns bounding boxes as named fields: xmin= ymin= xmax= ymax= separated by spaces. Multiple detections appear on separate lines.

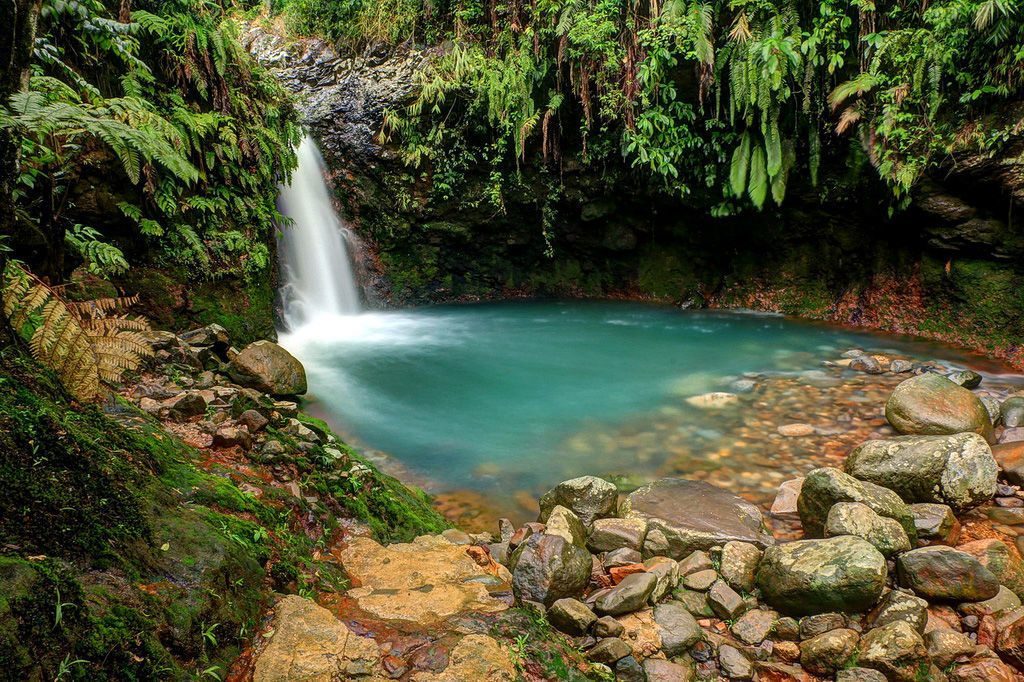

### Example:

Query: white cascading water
xmin=277 ymin=136 xmax=361 ymax=329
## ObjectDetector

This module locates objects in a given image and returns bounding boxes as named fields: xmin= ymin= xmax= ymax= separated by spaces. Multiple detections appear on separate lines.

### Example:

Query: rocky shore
xmin=122 ymin=327 xmax=1024 ymax=680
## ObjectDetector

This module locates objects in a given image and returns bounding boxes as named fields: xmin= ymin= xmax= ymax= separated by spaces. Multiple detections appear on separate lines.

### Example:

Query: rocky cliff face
xmin=244 ymin=24 xmax=1024 ymax=366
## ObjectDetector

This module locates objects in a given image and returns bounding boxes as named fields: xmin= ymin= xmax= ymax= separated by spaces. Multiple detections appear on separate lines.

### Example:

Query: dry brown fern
xmin=2 ymin=263 xmax=154 ymax=401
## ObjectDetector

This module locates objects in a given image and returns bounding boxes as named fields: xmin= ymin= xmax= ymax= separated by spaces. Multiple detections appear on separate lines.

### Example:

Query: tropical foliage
xmin=1 ymin=0 xmax=301 ymax=282
xmin=284 ymin=0 xmax=1022 ymax=213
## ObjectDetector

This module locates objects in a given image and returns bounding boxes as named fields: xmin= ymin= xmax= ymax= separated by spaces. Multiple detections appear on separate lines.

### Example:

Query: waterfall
xmin=277 ymin=136 xmax=361 ymax=328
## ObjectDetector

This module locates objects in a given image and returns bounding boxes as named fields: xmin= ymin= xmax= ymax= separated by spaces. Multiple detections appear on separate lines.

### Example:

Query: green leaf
xmin=729 ymin=131 xmax=752 ymax=197
xmin=748 ymin=144 xmax=768 ymax=209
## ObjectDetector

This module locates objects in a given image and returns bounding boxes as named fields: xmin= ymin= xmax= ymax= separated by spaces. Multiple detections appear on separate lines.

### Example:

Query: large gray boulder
xmin=538 ymin=476 xmax=618 ymax=527
xmin=510 ymin=532 xmax=592 ymax=607
xmin=756 ymin=536 xmax=888 ymax=616
xmin=845 ymin=433 xmax=997 ymax=512
xmin=621 ymin=479 xmax=774 ymax=559
xmin=884 ymin=373 xmax=993 ymax=441
xmin=228 ymin=341 xmax=307 ymax=396
xmin=797 ymin=468 xmax=917 ymax=542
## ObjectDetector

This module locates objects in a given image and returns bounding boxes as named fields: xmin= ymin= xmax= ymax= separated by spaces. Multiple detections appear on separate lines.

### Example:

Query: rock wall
xmin=244 ymin=25 xmax=1024 ymax=366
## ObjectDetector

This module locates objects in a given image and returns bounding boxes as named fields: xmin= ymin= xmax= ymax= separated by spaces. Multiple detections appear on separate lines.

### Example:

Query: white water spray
xmin=277 ymin=136 xmax=361 ymax=328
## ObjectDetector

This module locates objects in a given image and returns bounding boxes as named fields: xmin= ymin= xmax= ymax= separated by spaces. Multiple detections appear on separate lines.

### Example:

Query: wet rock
xmin=982 ymin=396 xmax=1003 ymax=425
xmin=593 ymin=615 xmax=624 ymax=638
xmin=994 ymin=441 xmax=1024 ymax=486
xmin=164 ymin=391 xmax=208 ymax=420
xmin=777 ymin=423 xmax=815 ymax=437
xmin=845 ymin=433 xmax=998 ymax=512
xmin=252 ymin=595 xmax=380 ymax=681
xmin=869 ymin=590 xmax=928 ymax=634
xmin=957 ymin=538 xmax=1024 ymax=599
xmin=587 ymin=517 xmax=646 ymax=553
xmin=685 ymin=392 xmax=738 ymax=409
xmin=603 ymin=547 xmax=642 ymax=569
xmin=797 ymin=467 xmax=916 ymax=541
xmin=654 ymin=601 xmax=702 ymax=655
xmin=614 ymin=655 xmax=644 ymax=682
xmin=885 ymin=373 xmax=993 ymax=441
xmin=544 ymin=505 xmax=587 ymax=547
xmin=212 ymin=425 xmax=252 ymax=451
xmin=731 ymin=608 xmax=777 ymax=645
xmin=756 ymin=536 xmax=887 ymax=616
xmin=678 ymin=549 xmax=714 ymax=575
xmin=718 ymin=644 xmax=753 ymax=680
xmin=588 ymin=637 xmax=631 ymax=664
xmin=538 ymin=476 xmax=618 ymax=527
xmin=851 ymin=355 xmax=883 ymax=374
xmin=643 ymin=556 xmax=679 ymax=602
xmin=772 ymin=616 xmax=800 ymax=641
xmin=621 ymin=479 xmax=774 ymax=559
xmin=799 ymin=612 xmax=847 ymax=639
xmin=925 ymin=629 xmax=975 ymax=667
xmin=890 ymin=360 xmax=914 ymax=374
xmin=228 ymin=340 xmax=307 ymax=396
xmin=896 ymin=546 xmax=999 ymax=602
xmin=643 ymin=658 xmax=694 ymax=682
xmin=856 ymin=620 xmax=928 ymax=682
xmin=769 ymin=478 xmax=803 ymax=522
xmin=910 ymin=503 xmax=960 ymax=544
xmin=996 ymin=610 xmax=1024 ymax=666
xmin=720 ymin=541 xmax=762 ymax=593
xmin=824 ymin=502 xmax=911 ymax=557
xmin=593 ymin=572 xmax=658 ymax=616
xmin=948 ymin=370 xmax=982 ymax=389
xmin=799 ymin=628 xmax=859 ymax=675
xmin=1003 ymin=397 xmax=1024 ymax=428
xmin=548 ymin=598 xmax=597 ymax=635
xmin=708 ymin=579 xmax=745 ymax=620
xmin=674 ymin=588 xmax=713 ymax=617
xmin=510 ymin=532 xmax=591 ymax=607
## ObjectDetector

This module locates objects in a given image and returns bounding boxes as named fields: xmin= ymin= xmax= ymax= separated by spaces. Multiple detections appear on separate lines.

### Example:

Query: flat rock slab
xmin=253 ymin=595 xmax=380 ymax=681
xmin=622 ymin=479 xmax=774 ymax=559
xmin=340 ymin=535 xmax=510 ymax=624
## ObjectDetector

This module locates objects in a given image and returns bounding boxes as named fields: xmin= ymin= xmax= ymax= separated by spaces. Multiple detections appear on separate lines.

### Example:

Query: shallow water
xmin=280 ymin=302 xmax=1020 ymax=523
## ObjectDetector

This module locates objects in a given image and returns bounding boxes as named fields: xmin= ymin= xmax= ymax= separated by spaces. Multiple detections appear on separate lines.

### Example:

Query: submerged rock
xmin=845 ymin=433 xmax=998 ymax=512
xmin=228 ymin=340 xmax=307 ymax=396
xmin=884 ymin=373 xmax=992 ymax=441
xmin=756 ymin=536 xmax=887 ymax=616
xmin=621 ymin=479 xmax=774 ymax=559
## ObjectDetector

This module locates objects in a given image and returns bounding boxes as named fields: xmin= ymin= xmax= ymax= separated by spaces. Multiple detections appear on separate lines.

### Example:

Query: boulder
xmin=993 ymin=441 xmax=1024 ymax=487
xmin=797 ymin=467 xmax=917 ymax=541
xmin=718 ymin=644 xmax=753 ymax=680
xmin=586 ymin=518 xmax=646 ymax=553
xmin=884 ymin=373 xmax=993 ymax=441
xmin=770 ymin=478 xmax=803 ymax=521
xmin=593 ymin=615 xmax=624 ymax=638
xmin=621 ymin=479 xmax=774 ymax=559
xmin=707 ymin=579 xmax=745 ymax=620
xmin=868 ymin=589 xmax=928 ymax=634
xmin=824 ymin=502 xmax=911 ymax=557
xmin=164 ymin=392 xmax=208 ymax=420
xmin=909 ymin=503 xmax=960 ymax=544
xmin=924 ymin=629 xmax=975 ymax=668
xmin=180 ymin=323 xmax=230 ymax=349
xmin=800 ymin=612 xmax=847 ymax=638
xmin=642 ymin=658 xmax=694 ymax=682
xmin=592 ymin=572 xmax=658 ymax=616
xmin=212 ymin=425 xmax=252 ymax=451
xmin=895 ymin=546 xmax=999 ymax=601
xmin=228 ymin=341 xmax=307 ymax=396
xmin=1002 ymin=396 xmax=1024 ymax=428
xmin=845 ymin=433 xmax=997 ymax=512
xmin=996 ymin=609 xmax=1024 ymax=667
xmin=653 ymin=601 xmax=702 ymax=655
xmin=799 ymin=628 xmax=859 ymax=675
xmin=643 ymin=556 xmax=679 ymax=602
xmin=730 ymin=608 xmax=777 ymax=645
xmin=958 ymin=585 xmax=1021 ymax=617
xmin=720 ymin=541 xmax=762 ymax=593
xmin=237 ymin=409 xmax=269 ymax=433
xmin=957 ymin=538 xmax=1024 ymax=599
xmin=756 ymin=536 xmax=888 ymax=616
xmin=548 ymin=598 xmax=597 ymax=635
xmin=856 ymin=621 xmax=928 ymax=682
xmin=588 ymin=637 xmax=631 ymax=664
xmin=510 ymin=533 xmax=591 ymax=606
xmin=538 ymin=476 xmax=618 ymax=527
xmin=947 ymin=658 xmax=1017 ymax=682
xmin=544 ymin=505 xmax=587 ymax=547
